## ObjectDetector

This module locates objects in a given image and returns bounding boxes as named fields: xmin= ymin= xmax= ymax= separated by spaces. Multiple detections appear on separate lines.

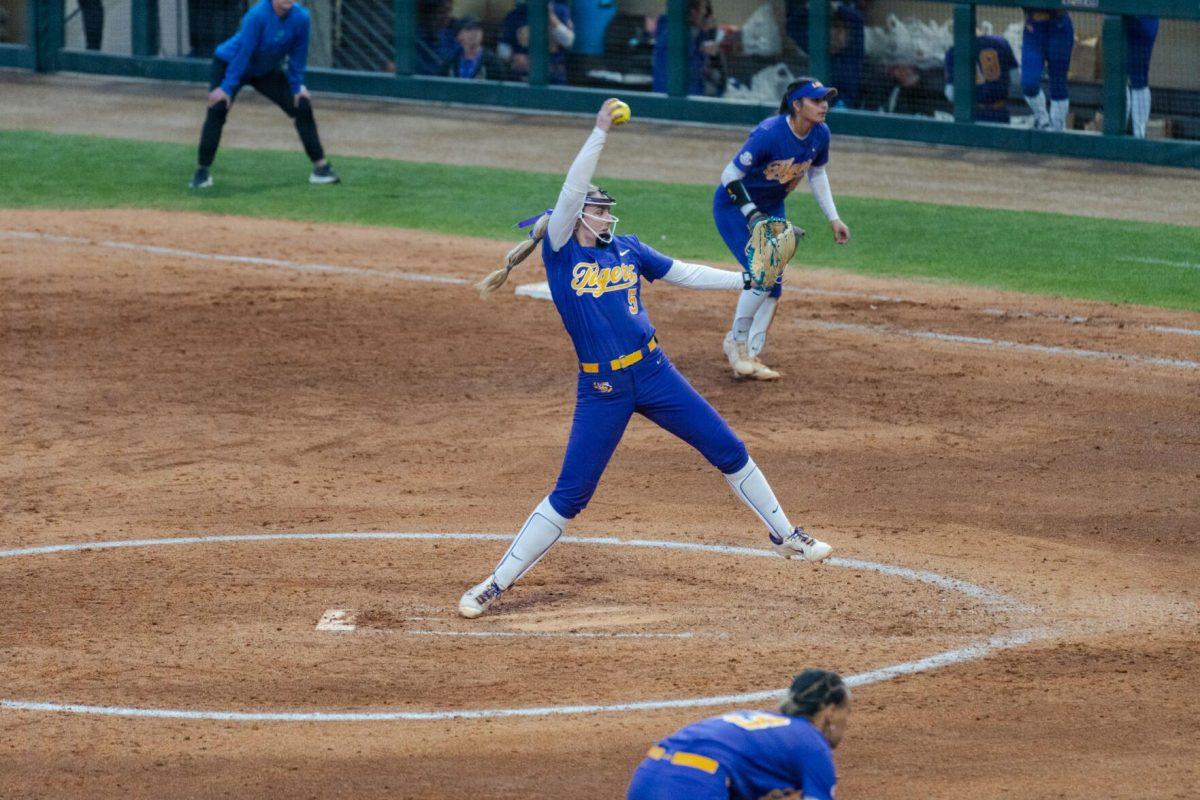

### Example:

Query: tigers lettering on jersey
xmin=571 ymin=261 xmax=639 ymax=297
xmin=726 ymin=114 xmax=831 ymax=210
xmin=762 ymin=157 xmax=814 ymax=190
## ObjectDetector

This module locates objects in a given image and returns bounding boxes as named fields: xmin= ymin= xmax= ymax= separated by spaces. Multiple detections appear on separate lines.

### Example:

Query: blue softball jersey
xmin=628 ymin=710 xmax=837 ymax=800
xmin=944 ymin=34 xmax=1018 ymax=106
xmin=215 ymin=0 xmax=311 ymax=96
xmin=541 ymin=233 xmax=675 ymax=367
xmin=730 ymin=115 xmax=831 ymax=210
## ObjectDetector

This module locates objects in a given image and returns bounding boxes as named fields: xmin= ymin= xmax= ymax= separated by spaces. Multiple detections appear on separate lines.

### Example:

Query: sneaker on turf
xmin=309 ymin=162 xmax=341 ymax=184
xmin=189 ymin=167 xmax=212 ymax=189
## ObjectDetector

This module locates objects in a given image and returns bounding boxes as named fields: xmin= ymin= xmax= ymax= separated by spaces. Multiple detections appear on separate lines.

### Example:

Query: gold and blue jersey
xmin=632 ymin=711 xmax=837 ymax=800
xmin=731 ymin=115 xmax=831 ymax=210
xmin=542 ymin=233 xmax=674 ymax=367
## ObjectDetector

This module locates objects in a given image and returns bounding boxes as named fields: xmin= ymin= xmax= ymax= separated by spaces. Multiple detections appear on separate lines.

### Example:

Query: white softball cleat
xmin=723 ymin=333 xmax=756 ymax=377
xmin=748 ymin=357 xmax=781 ymax=381
xmin=459 ymin=576 xmax=503 ymax=619
xmin=771 ymin=527 xmax=833 ymax=562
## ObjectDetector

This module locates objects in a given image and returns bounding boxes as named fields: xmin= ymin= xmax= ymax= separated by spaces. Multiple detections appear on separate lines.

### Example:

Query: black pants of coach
xmin=197 ymin=58 xmax=325 ymax=169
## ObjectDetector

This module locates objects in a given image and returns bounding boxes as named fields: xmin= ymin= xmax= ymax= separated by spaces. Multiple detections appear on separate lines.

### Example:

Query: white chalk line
xmin=514 ymin=279 xmax=1200 ymax=344
xmin=799 ymin=319 xmax=1200 ymax=371
xmin=0 ymin=230 xmax=467 ymax=285
xmin=0 ymin=531 xmax=1016 ymax=609
xmin=403 ymin=629 xmax=711 ymax=640
xmin=0 ymin=530 xmax=1041 ymax=722
xmin=3 ymin=230 xmax=1195 ymax=339
xmin=1148 ymin=325 xmax=1200 ymax=337
xmin=1118 ymin=256 xmax=1200 ymax=271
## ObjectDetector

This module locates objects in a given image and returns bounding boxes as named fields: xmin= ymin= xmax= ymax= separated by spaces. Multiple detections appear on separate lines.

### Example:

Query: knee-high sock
xmin=492 ymin=496 xmax=568 ymax=589
xmin=1025 ymin=90 xmax=1050 ymax=128
xmin=1049 ymin=99 xmax=1069 ymax=131
xmin=748 ymin=296 xmax=778 ymax=358
xmin=724 ymin=456 xmax=793 ymax=540
xmin=1130 ymin=88 xmax=1151 ymax=138
xmin=732 ymin=289 xmax=770 ymax=342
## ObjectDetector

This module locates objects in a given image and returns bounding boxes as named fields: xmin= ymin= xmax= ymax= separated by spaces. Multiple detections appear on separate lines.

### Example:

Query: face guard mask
xmin=579 ymin=186 xmax=618 ymax=247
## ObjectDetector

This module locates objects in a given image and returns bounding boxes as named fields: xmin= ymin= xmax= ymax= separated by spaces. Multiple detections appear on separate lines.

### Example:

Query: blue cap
xmin=787 ymin=80 xmax=838 ymax=107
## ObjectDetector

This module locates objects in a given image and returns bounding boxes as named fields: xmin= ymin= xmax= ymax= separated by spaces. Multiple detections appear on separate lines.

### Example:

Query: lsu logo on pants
xmin=592 ymin=381 xmax=613 ymax=394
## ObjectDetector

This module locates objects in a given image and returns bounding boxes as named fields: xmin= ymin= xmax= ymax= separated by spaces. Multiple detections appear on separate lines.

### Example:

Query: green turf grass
xmin=2 ymin=129 xmax=1198 ymax=311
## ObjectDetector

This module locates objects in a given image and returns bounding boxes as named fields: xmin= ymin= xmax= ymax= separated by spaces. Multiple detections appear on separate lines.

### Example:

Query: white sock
xmin=1049 ymin=99 xmax=1069 ymax=131
xmin=492 ymin=496 xmax=568 ymax=589
xmin=748 ymin=296 xmax=778 ymax=358
xmin=732 ymin=290 xmax=769 ymax=342
xmin=1130 ymin=87 xmax=1151 ymax=138
xmin=724 ymin=457 xmax=793 ymax=541
xmin=1025 ymin=90 xmax=1050 ymax=128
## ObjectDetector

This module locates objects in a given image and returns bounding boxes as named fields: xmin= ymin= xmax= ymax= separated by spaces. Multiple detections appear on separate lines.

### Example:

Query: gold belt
xmin=580 ymin=337 xmax=658 ymax=374
xmin=646 ymin=745 xmax=720 ymax=775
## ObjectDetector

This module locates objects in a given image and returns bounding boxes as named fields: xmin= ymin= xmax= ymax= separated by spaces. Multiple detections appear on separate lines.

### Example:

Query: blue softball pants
xmin=712 ymin=186 xmax=786 ymax=299
xmin=1127 ymin=16 xmax=1159 ymax=90
xmin=1021 ymin=14 xmax=1074 ymax=101
xmin=627 ymin=756 xmax=730 ymax=800
xmin=547 ymin=348 xmax=748 ymax=520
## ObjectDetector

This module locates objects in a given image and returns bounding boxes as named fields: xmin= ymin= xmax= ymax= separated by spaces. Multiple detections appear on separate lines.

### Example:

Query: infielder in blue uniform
xmin=459 ymin=99 xmax=834 ymax=619
xmin=944 ymin=35 xmax=1019 ymax=124
xmin=1127 ymin=16 xmax=1159 ymax=139
xmin=627 ymin=668 xmax=852 ymax=800
xmin=716 ymin=79 xmax=850 ymax=381
xmin=189 ymin=0 xmax=339 ymax=189
xmin=1020 ymin=8 xmax=1073 ymax=131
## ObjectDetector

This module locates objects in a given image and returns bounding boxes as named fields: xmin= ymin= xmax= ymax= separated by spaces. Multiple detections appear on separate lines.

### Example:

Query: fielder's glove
xmin=744 ymin=216 xmax=803 ymax=294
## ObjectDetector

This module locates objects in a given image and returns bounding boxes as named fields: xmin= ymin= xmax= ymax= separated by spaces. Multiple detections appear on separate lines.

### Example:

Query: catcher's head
xmin=779 ymin=669 xmax=851 ymax=748
xmin=779 ymin=78 xmax=838 ymax=120
xmin=578 ymin=184 xmax=619 ymax=247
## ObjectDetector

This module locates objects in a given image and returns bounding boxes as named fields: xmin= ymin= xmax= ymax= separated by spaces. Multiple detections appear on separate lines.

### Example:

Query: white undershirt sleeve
xmin=807 ymin=165 xmax=840 ymax=222
xmin=662 ymin=260 xmax=746 ymax=290
xmin=720 ymin=161 xmax=747 ymax=186
xmin=547 ymin=127 xmax=607 ymax=251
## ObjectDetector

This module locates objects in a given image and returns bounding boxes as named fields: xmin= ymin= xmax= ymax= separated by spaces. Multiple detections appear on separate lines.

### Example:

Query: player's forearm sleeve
xmin=548 ymin=126 xmax=607 ymax=251
xmin=288 ymin=20 xmax=311 ymax=94
xmin=808 ymin=165 xmax=840 ymax=222
xmin=552 ymin=22 xmax=575 ymax=49
xmin=722 ymin=163 xmax=759 ymax=218
xmin=944 ymin=83 xmax=954 ymax=102
xmin=663 ymin=260 xmax=746 ymax=290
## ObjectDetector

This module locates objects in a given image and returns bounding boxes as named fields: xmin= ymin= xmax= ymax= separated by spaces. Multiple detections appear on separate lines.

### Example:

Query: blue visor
xmin=787 ymin=81 xmax=838 ymax=107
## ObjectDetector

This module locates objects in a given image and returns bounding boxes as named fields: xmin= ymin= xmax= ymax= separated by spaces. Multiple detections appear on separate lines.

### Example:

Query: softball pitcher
xmin=459 ymin=99 xmax=833 ymax=620
xmin=627 ymin=669 xmax=851 ymax=800
xmin=716 ymin=78 xmax=850 ymax=381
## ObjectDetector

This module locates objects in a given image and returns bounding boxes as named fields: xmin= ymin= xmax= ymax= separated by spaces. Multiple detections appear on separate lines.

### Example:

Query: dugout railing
xmin=1 ymin=0 xmax=1197 ymax=168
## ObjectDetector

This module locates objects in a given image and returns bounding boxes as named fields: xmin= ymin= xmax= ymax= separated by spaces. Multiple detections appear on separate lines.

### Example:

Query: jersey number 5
xmin=721 ymin=711 xmax=791 ymax=731
xmin=627 ymin=288 xmax=639 ymax=315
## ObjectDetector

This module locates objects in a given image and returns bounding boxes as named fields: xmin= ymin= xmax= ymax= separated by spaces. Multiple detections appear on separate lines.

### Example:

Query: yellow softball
xmin=608 ymin=99 xmax=631 ymax=126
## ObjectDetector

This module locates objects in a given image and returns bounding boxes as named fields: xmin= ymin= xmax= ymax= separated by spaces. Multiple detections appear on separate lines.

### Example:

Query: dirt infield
xmin=2 ymin=209 xmax=1197 ymax=799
